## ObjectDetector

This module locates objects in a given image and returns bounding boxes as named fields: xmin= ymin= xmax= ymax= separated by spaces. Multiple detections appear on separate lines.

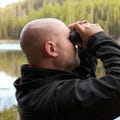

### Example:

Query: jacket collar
xmin=21 ymin=64 xmax=78 ymax=81
xmin=14 ymin=64 xmax=79 ymax=90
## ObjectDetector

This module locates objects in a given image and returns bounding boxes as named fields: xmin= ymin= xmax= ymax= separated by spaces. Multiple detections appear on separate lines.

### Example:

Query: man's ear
xmin=45 ymin=41 xmax=58 ymax=57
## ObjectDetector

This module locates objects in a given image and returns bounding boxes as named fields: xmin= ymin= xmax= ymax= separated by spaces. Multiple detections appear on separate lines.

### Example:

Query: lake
xmin=0 ymin=41 xmax=27 ymax=112
xmin=0 ymin=41 xmax=120 ymax=120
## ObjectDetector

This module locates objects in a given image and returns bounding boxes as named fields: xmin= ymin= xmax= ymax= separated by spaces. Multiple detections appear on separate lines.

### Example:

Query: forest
xmin=0 ymin=0 xmax=120 ymax=41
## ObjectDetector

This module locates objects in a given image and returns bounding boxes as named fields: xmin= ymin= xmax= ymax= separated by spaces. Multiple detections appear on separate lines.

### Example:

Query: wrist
xmin=87 ymin=31 xmax=110 ymax=55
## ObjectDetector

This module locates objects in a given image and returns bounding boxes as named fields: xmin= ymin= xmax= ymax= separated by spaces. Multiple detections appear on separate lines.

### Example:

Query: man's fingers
xmin=74 ymin=23 xmax=84 ymax=33
xmin=78 ymin=20 xmax=88 ymax=24
xmin=68 ymin=20 xmax=88 ymax=30
xmin=68 ymin=23 xmax=76 ymax=30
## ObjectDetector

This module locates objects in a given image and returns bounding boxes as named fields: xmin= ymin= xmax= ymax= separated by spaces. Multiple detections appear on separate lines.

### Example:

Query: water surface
xmin=0 ymin=42 xmax=26 ymax=111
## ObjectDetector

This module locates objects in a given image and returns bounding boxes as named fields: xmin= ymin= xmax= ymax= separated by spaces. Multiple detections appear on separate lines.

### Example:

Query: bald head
xmin=20 ymin=18 xmax=66 ymax=50
xmin=21 ymin=18 xmax=66 ymax=41
xmin=20 ymin=18 xmax=79 ymax=71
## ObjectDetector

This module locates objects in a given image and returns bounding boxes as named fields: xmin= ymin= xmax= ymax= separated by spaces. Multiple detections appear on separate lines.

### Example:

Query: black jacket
xmin=14 ymin=32 xmax=120 ymax=120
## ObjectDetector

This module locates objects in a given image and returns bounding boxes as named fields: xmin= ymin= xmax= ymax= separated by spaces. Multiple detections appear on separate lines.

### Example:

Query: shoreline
xmin=0 ymin=40 xmax=19 ymax=43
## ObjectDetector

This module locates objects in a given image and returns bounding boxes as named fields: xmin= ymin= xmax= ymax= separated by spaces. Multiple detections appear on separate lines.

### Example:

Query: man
xmin=14 ymin=18 xmax=120 ymax=120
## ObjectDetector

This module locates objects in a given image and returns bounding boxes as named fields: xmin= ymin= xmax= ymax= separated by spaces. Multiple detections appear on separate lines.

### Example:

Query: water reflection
xmin=0 ymin=50 xmax=27 ymax=77
xmin=0 ymin=71 xmax=17 ymax=111
xmin=0 ymin=42 xmax=21 ymax=51
xmin=0 ymin=72 xmax=16 ymax=89
xmin=0 ymin=42 xmax=27 ymax=111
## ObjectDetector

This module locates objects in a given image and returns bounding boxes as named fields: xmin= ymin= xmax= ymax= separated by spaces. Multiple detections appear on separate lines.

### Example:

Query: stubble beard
xmin=68 ymin=53 xmax=80 ymax=72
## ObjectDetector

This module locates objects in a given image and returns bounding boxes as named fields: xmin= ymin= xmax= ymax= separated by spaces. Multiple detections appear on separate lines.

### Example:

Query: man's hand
xmin=69 ymin=21 xmax=104 ymax=46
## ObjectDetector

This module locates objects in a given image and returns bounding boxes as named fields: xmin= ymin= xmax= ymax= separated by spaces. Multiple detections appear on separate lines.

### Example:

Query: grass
xmin=0 ymin=106 xmax=18 ymax=120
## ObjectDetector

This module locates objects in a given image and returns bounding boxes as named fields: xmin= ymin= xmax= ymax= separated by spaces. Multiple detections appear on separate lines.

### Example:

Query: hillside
xmin=0 ymin=0 xmax=120 ymax=40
